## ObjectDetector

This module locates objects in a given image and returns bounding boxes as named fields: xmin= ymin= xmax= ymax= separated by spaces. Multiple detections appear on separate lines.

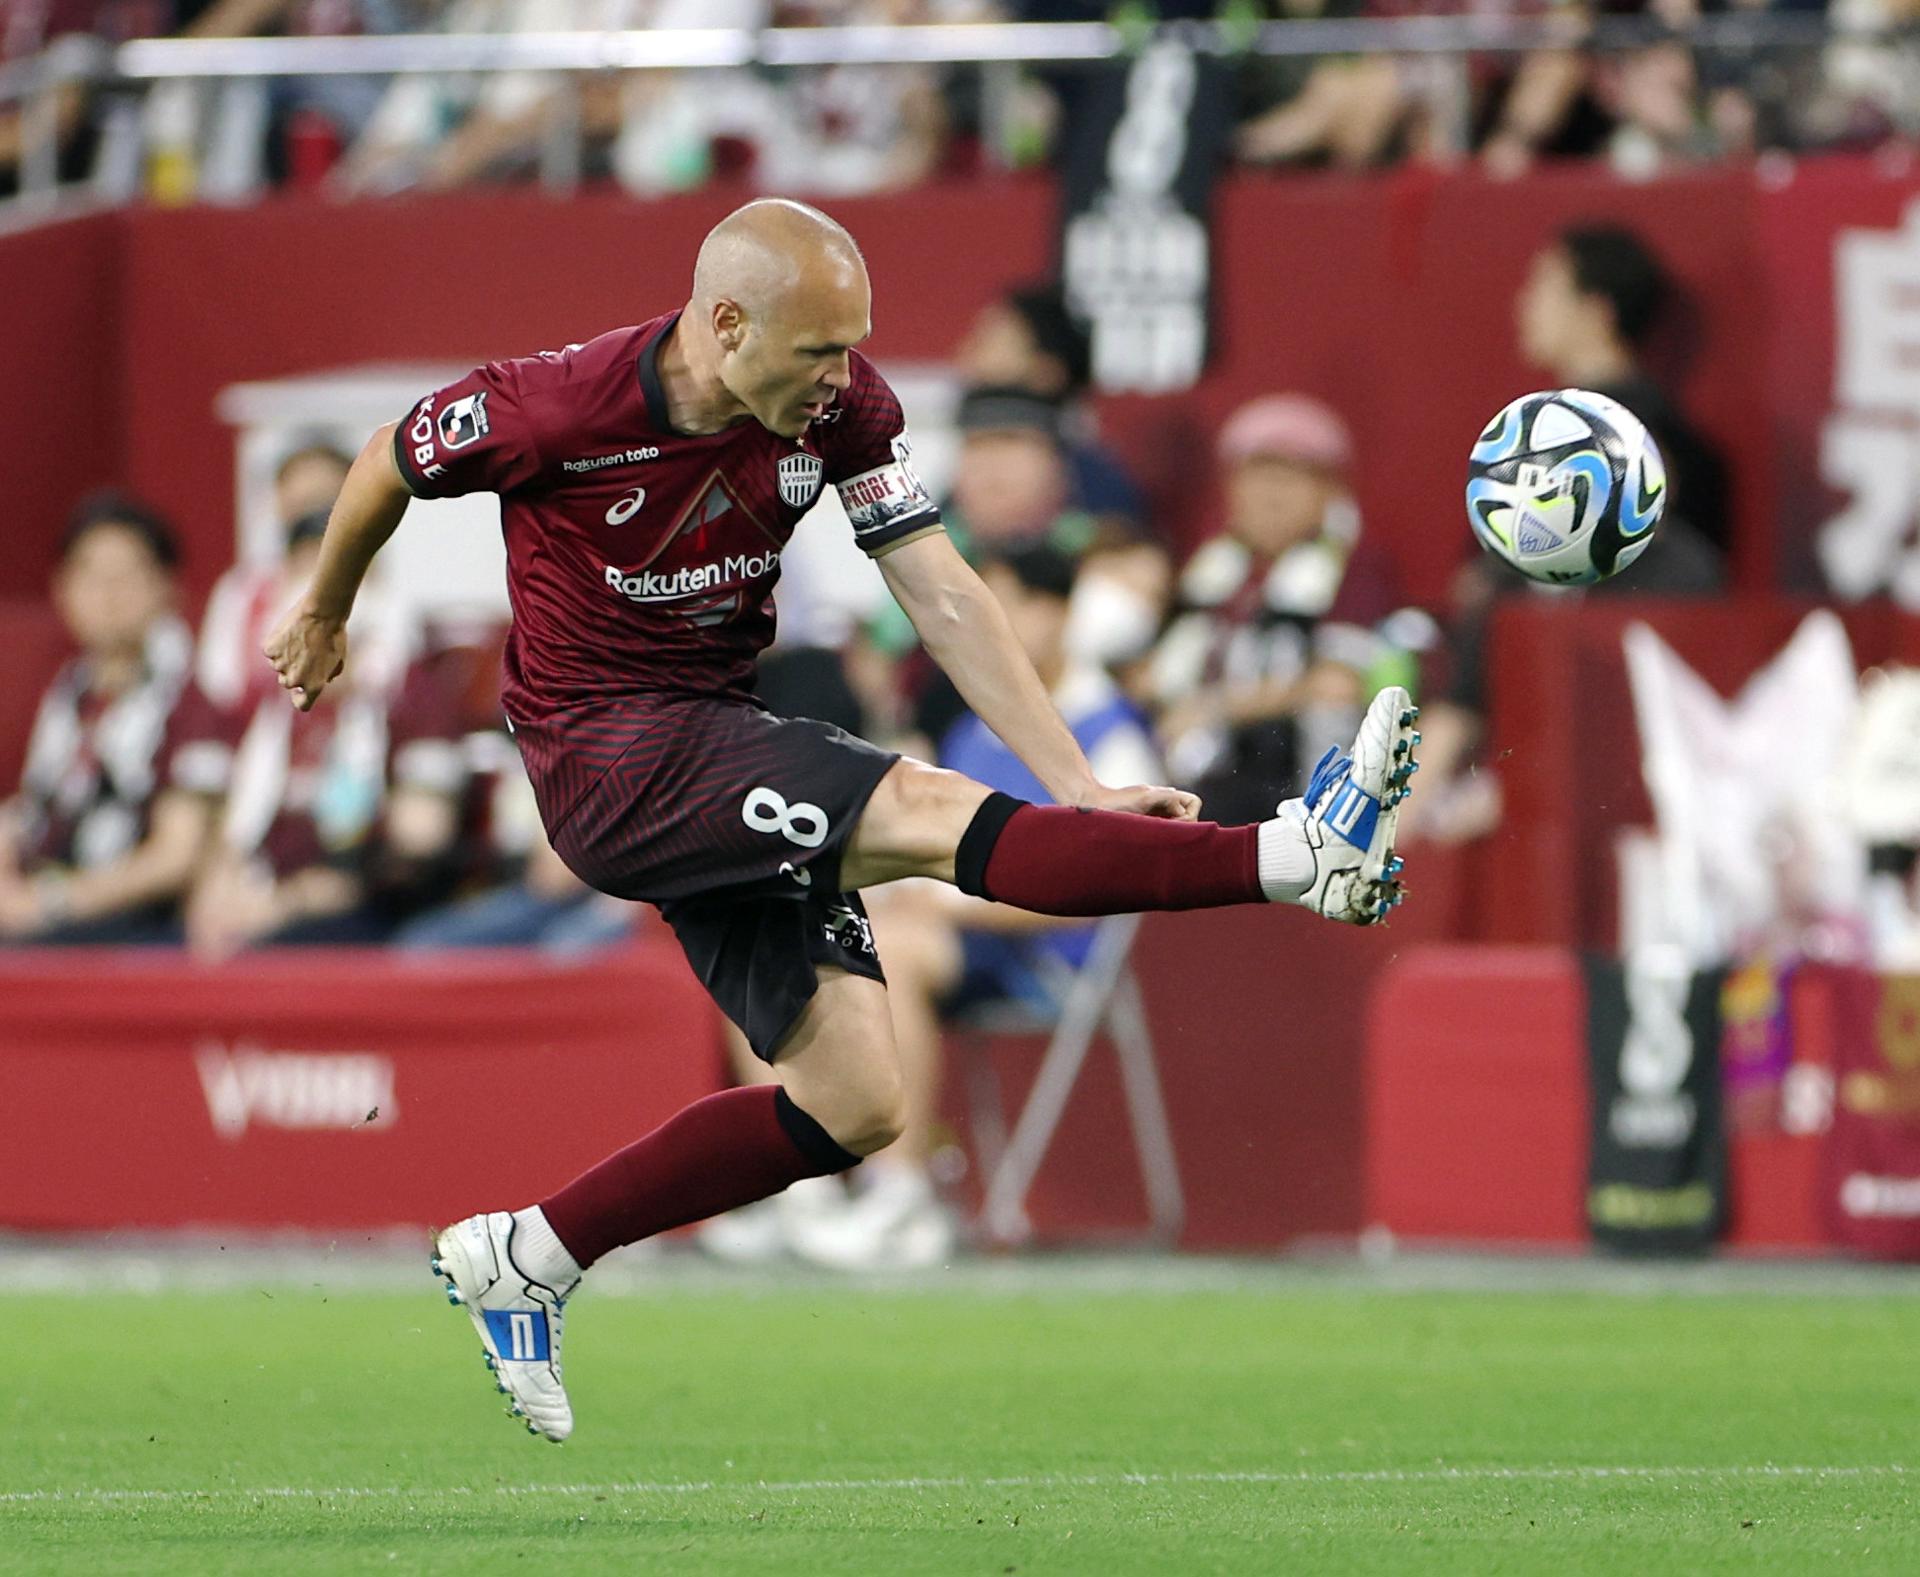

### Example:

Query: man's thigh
xmin=539 ymin=697 xmax=898 ymax=906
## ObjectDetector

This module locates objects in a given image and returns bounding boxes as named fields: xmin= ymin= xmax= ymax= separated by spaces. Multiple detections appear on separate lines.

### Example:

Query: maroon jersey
xmin=392 ymin=313 xmax=942 ymax=726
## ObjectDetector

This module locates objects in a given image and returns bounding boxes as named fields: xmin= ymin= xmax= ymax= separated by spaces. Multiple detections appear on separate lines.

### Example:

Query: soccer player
xmin=264 ymin=199 xmax=1419 ymax=1442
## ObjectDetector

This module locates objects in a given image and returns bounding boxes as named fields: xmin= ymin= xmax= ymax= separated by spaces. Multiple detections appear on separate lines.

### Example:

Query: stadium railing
xmin=2 ymin=13 xmax=1912 ymax=222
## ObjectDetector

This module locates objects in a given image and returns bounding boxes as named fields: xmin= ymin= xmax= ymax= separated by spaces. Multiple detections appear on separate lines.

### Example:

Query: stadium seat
xmin=957 ymin=912 xmax=1184 ymax=1248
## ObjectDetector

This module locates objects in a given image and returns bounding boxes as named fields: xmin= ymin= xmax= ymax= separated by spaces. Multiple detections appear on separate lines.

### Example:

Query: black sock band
xmin=774 ymin=1087 xmax=861 ymax=1174
xmin=954 ymin=791 xmax=1026 ymax=899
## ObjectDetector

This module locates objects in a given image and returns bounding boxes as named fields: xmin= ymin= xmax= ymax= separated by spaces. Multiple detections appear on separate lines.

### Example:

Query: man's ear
xmin=711 ymin=299 xmax=747 ymax=355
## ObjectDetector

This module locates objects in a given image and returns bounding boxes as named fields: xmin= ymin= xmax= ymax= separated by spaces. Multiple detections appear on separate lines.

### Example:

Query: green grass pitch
xmin=3 ymin=1272 xmax=1916 ymax=1573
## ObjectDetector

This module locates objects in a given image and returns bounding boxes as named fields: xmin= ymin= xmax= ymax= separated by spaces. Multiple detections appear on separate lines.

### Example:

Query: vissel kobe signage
xmin=195 ymin=1043 xmax=397 ymax=1140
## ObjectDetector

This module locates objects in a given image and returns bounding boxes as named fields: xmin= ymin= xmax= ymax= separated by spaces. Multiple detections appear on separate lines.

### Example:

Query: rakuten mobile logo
xmin=603 ymin=552 xmax=779 ymax=604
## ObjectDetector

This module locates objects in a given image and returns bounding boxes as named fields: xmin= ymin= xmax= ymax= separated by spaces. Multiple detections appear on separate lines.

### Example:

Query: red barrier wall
xmin=10 ymin=159 xmax=1919 ymax=616
xmin=0 ymin=944 xmax=722 ymax=1231
xmin=0 ymin=904 xmax=1436 ymax=1246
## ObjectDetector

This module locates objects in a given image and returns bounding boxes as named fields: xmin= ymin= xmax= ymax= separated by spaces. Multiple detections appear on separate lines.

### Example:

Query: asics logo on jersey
xmin=605 ymin=487 xmax=647 ymax=525
xmin=602 ymin=550 xmax=779 ymax=605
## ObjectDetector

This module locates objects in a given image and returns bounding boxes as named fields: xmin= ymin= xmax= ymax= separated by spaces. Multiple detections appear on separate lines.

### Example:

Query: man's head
xmin=979 ymin=542 xmax=1078 ymax=685
xmin=1216 ymin=394 xmax=1352 ymax=560
xmin=689 ymin=199 xmax=871 ymax=438
xmin=273 ymin=440 xmax=352 ymax=527
xmin=956 ymin=285 xmax=1091 ymax=400
xmin=951 ymin=385 xmax=1071 ymax=545
xmin=54 ymin=492 xmax=180 ymax=659
xmin=1517 ymin=224 xmax=1669 ymax=376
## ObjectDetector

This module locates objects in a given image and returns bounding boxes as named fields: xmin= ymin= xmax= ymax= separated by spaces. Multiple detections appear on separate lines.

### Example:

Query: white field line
xmin=0 ymin=1464 xmax=1909 ymax=1507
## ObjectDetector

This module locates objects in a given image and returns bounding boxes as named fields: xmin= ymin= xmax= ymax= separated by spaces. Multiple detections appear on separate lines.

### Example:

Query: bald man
xmin=265 ymin=199 xmax=1420 ymax=1443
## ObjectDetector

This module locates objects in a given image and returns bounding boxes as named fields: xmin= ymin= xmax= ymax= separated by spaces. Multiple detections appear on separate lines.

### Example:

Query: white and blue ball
xmin=1464 ymin=388 xmax=1666 ymax=585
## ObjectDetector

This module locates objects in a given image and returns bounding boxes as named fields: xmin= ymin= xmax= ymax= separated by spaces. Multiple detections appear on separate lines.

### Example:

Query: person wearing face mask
xmin=1147 ymin=394 xmax=1392 ymax=827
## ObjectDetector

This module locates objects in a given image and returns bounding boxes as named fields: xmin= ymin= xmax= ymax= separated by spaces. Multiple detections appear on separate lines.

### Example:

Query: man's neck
xmin=656 ymin=312 xmax=753 ymax=436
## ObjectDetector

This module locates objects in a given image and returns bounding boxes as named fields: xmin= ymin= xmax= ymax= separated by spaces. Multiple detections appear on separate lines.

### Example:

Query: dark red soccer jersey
xmin=392 ymin=312 xmax=942 ymax=725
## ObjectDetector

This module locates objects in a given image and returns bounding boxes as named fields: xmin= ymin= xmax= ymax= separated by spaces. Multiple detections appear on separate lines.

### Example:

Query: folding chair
xmin=959 ymin=912 xmax=1184 ymax=1247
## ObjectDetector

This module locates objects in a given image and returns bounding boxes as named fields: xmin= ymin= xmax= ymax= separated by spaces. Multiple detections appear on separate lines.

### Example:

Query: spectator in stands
xmin=942 ymin=385 xmax=1097 ymax=556
xmin=735 ymin=0 xmax=958 ymax=197
xmin=1402 ymin=222 xmax=1730 ymax=844
xmin=0 ymin=2 xmax=101 ymax=198
xmin=1515 ymin=222 xmax=1731 ymax=558
xmin=336 ymin=0 xmax=644 ymax=194
xmin=872 ymin=384 xmax=1170 ymax=747
xmin=0 ymin=493 xmax=232 ymax=944
xmin=953 ymin=282 xmax=1145 ymax=522
xmin=1811 ymin=0 xmax=1920 ymax=149
xmin=1235 ymin=0 xmax=1413 ymax=170
xmin=1146 ymin=393 xmax=1377 ymax=825
xmin=198 ymin=436 xmax=356 ymax=710
xmin=185 ymin=513 xmax=467 ymax=955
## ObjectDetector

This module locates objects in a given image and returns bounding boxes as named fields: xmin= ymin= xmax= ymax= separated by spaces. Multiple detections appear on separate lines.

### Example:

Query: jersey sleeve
xmin=816 ymin=351 xmax=943 ymax=557
xmin=392 ymin=358 xmax=545 ymax=499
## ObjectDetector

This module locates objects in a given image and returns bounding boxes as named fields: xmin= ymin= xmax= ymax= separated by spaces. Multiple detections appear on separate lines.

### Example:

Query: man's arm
xmin=263 ymin=421 xmax=413 ymax=711
xmin=878 ymin=533 xmax=1198 ymax=820
xmin=0 ymin=790 xmax=214 ymax=937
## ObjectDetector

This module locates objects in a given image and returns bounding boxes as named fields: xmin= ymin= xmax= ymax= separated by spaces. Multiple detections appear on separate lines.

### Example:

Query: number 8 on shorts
xmin=742 ymin=786 xmax=829 ymax=849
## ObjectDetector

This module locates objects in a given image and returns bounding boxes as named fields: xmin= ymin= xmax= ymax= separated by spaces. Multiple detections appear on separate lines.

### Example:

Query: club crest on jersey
xmin=438 ymin=392 xmax=489 ymax=450
xmin=778 ymin=451 xmax=824 ymax=510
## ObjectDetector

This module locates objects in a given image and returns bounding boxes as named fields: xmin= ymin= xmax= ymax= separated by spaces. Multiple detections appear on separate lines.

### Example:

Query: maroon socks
xmin=954 ymin=795 xmax=1265 ymax=916
xmin=537 ymin=1085 xmax=857 ymax=1270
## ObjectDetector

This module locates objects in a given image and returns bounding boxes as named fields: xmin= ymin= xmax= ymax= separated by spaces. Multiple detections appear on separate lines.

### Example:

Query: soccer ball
xmin=1464 ymin=388 xmax=1666 ymax=585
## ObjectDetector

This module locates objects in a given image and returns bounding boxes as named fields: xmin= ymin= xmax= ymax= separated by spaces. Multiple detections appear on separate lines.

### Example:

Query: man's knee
xmin=774 ymin=970 xmax=908 ymax=1154
xmin=845 ymin=760 xmax=993 ymax=888
xmin=836 ymin=1061 xmax=907 ymax=1156
xmin=785 ymin=1054 xmax=905 ymax=1156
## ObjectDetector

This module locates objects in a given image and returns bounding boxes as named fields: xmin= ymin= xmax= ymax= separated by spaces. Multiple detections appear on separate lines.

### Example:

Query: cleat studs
xmin=429 ymin=1257 xmax=442 ymax=1275
xmin=1411 ymin=731 xmax=1423 ymax=747
xmin=445 ymin=1288 xmax=464 ymax=1305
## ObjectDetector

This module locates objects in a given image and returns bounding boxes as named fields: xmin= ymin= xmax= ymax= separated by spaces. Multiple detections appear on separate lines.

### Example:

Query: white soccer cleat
xmin=1277 ymin=685 xmax=1420 ymax=925
xmin=430 ymin=1212 xmax=575 ymax=1443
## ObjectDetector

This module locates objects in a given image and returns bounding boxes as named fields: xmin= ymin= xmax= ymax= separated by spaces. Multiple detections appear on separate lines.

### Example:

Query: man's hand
xmin=1072 ymin=782 xmax=1202 ymax=821
xmin=263 ymin=603 xmax=348 ymax=712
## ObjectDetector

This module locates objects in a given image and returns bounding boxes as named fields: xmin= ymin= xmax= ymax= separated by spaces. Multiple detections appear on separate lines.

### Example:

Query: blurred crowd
xmin=5 ymin=1 xmax=1920 ymax=202
xmin=2 ymin=219 xmax=1735 ymax=960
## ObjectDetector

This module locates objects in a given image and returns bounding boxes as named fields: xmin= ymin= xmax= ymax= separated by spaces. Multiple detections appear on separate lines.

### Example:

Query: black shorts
xmin=527 ymin=694 xmax=896 ymax=1060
